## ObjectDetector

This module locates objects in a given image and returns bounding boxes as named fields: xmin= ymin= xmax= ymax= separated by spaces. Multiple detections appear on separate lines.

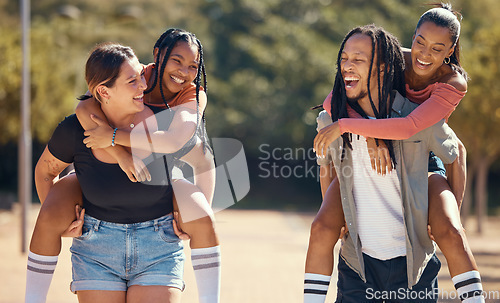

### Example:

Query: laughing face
xmin=159 ymin=41 xmax=200 ymax=98
xmin=411 ymin=21 xmax=455 ymax=78
xmin=340 ymin=33 xmax=381 ymax=107
xmin=106 ymin=56 xmax=147 ymax=114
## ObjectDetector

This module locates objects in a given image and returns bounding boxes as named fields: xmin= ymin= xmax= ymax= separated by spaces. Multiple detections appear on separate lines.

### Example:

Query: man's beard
xmin=346 ymin=90 xmax=368 ymax=104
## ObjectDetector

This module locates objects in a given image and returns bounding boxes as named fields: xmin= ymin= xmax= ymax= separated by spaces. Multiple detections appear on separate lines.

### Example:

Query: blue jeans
xmin=70 ymin=213 xmax=185 ymax=292
xmin=336 ymin=253 xmax=441 ymax=303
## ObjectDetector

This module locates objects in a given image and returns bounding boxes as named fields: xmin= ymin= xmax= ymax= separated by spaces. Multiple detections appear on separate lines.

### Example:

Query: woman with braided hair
xmin=25 ymin=29 xmax=221 ymax=303
xmin=305 ymin=4 xmax=484 ymax=303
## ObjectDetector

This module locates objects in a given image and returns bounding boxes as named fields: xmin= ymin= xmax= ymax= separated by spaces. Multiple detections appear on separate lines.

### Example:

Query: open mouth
xmin=133 ymin=94 xmax=144 ymax=102
xmin=415 ymin=58 xmax=431 ymax=69
xmin=171 ymin=75 xmax=186 ymax=84
xmin=344 ymin=76 xmax=359 ymax=89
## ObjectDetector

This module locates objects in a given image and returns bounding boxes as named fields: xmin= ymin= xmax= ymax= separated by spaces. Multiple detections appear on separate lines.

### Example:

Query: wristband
xmin=111 ymin=128 xmax=118 ymax=147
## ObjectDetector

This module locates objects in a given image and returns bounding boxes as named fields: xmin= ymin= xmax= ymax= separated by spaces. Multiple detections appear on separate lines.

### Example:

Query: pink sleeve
xmin=337 ymin=84 xmax=465 ymax=140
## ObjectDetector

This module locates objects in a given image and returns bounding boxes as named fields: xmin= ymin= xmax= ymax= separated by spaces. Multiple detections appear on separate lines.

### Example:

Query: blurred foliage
xmin=449 ymin=0 xmax=500 ymax=161
xmin=0 ymin=20 xmax=78 ymax=144
xmin=1 ymin=0 xmax=499 ymax=210
xmin=0 ymin=0 xmax=428 ymax=150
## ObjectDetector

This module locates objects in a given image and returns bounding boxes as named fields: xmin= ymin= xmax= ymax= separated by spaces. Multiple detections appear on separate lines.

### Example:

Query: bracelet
xmin=111 ymin=128 xmax=118 ymax=147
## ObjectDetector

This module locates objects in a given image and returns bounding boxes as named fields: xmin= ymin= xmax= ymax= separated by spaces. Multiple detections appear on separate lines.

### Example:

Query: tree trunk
xmin=474 ymin=155 xmax=492 ymax=234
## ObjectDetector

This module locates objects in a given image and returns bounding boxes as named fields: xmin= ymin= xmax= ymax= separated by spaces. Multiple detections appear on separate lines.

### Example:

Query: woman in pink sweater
xmin=305 ymin=4 xmax=484 ymax=303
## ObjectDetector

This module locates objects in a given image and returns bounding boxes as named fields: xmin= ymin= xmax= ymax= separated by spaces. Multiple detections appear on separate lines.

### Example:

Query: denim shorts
xmin=428 ymin=151 xmax=446 ymax=177
xmin=70 ymin=213 xmax=185 ymax=293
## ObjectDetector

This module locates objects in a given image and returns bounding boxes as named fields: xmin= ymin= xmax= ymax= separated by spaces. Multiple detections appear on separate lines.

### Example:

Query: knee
xmin=36 ymin=203 xmax=64 ymax=232
xmin=432 ymin=220 xmax=466 ymax=248
xmin=182 ymin=213 xmax=216 ymax=237
xmin=195 ymin=214 xmax=216 ymax=230
xmin=36 ymin=199 xmax=74 ymax=233
xmin=310 ymin=216 xmax=343 ymax=242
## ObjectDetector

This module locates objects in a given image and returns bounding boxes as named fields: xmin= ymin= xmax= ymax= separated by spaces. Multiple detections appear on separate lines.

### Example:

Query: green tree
xmin=0 ymin=22 xmax=78 ymax=144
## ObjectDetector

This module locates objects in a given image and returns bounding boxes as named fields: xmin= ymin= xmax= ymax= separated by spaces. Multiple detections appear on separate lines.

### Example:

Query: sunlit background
xmin=1 ymin=0 xmax=500 ymax=302
xmin=1 ymin=0 xmax=499 ymax=231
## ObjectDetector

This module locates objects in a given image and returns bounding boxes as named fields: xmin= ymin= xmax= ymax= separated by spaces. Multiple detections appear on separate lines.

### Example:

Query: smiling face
xmin=411 ymin=21 xmax=455 ymax=78
xmin=158 ymin=41 xmax=199 ymax=98
xmin=105 ymin=56 xmax=147 ymax=114
xmin=340 ymin=33 xmax=382 ymax=109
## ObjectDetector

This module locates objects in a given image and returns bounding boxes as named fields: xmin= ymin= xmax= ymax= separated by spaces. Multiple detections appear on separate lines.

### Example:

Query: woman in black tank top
xmin=26 ymin=30 xmax=221 ymax=303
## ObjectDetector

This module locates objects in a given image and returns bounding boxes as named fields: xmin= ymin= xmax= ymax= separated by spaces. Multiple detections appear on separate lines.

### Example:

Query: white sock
xmin=25 ymin=251 xmax=58 ymax=303
xmin=191 ymin=246 xmax=221 ymax=303
xmin=451 ymin=270 xmax=485 ymax=303
xmin=304 ymin=273 xmax=330 ymax=303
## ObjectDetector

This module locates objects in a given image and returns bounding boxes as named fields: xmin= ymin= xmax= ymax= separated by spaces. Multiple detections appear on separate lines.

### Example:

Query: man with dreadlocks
xmin=304 ymin=24 xmax=459 ymax=303
xmin=25 ymin=29 xmax=221 ymax=303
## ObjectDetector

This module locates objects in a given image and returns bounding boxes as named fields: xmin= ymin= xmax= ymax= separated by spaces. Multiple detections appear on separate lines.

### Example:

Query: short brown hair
xmin=80 ymin=42 xmax=136 ymax=102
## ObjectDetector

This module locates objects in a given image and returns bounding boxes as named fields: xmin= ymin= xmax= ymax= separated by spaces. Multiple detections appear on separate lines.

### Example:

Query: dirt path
xmin=1 ymin=204 xmax=499 ymax=302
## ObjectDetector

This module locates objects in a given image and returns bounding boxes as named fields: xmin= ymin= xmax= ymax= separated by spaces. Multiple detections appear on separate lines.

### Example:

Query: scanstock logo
xmin=130 ymin=108 xmax=250 ymax=222
xmin=210 ymin=138 xmax=250 ymax=210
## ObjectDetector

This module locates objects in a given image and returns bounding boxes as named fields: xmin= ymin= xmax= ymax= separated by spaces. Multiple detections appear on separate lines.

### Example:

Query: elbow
xmin=401 ymin=128 xmax=420 ymax=140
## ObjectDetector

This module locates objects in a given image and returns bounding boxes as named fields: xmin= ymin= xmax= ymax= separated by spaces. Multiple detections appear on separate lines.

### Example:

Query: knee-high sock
xmin=304 ymin=273 xmax=330 ymax=303
xmin=452 ymin=270 xmax=485 ymax=303
xmin=25 ymin=251 xmax=58 ymax=303
xmin=191 ymin=246 xmax=221 ymax=303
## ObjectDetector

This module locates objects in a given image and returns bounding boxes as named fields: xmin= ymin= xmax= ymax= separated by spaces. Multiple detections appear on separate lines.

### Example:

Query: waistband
xmin=83 ymin=213 xmax=173 ymax=230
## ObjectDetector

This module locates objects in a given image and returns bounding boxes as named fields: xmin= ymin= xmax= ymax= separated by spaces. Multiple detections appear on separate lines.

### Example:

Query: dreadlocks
xmin=146 ymin=28 xmax=210 ymax=153
xmin=330 ymin=24 xmax=406 ymax=166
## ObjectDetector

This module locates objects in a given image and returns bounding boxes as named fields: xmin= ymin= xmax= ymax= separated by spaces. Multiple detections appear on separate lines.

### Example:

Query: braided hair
xmin=416 ymin=3 xmax=468 ymax=80
xmin=330 ymin=24 xmax=406 ymax=166
xmin=146 ymin=28 xmax=210 ymax=153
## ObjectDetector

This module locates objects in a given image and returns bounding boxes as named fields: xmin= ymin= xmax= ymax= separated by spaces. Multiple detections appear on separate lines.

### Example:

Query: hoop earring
xmin=443 ymin=57 xmax=451 ymax=65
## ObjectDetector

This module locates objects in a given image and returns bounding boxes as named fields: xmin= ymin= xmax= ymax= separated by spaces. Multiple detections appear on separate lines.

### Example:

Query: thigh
xmin=427 ymin=173 xmax=462 ymax=231
xmin=77 ymin=290 xmax=126 ymax=303
xmin=315 ymin=178 xmax=345 ymax=231
xmin=127 ymin=285 xmax=181 ymax=303
xmin=172 ymin=178 xmax=214 ymax=224
xmin=38 ymin=173 xmax=83 ymax=229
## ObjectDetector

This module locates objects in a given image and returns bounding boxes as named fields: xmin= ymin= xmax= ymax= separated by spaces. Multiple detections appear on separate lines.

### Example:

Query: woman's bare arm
xmin=34 ymin=146 xmax=71 ymax=204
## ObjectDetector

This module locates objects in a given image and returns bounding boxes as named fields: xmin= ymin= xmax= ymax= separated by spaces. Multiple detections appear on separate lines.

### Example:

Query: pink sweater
xmin=322 ymin=83 xmax=466 ymax=140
